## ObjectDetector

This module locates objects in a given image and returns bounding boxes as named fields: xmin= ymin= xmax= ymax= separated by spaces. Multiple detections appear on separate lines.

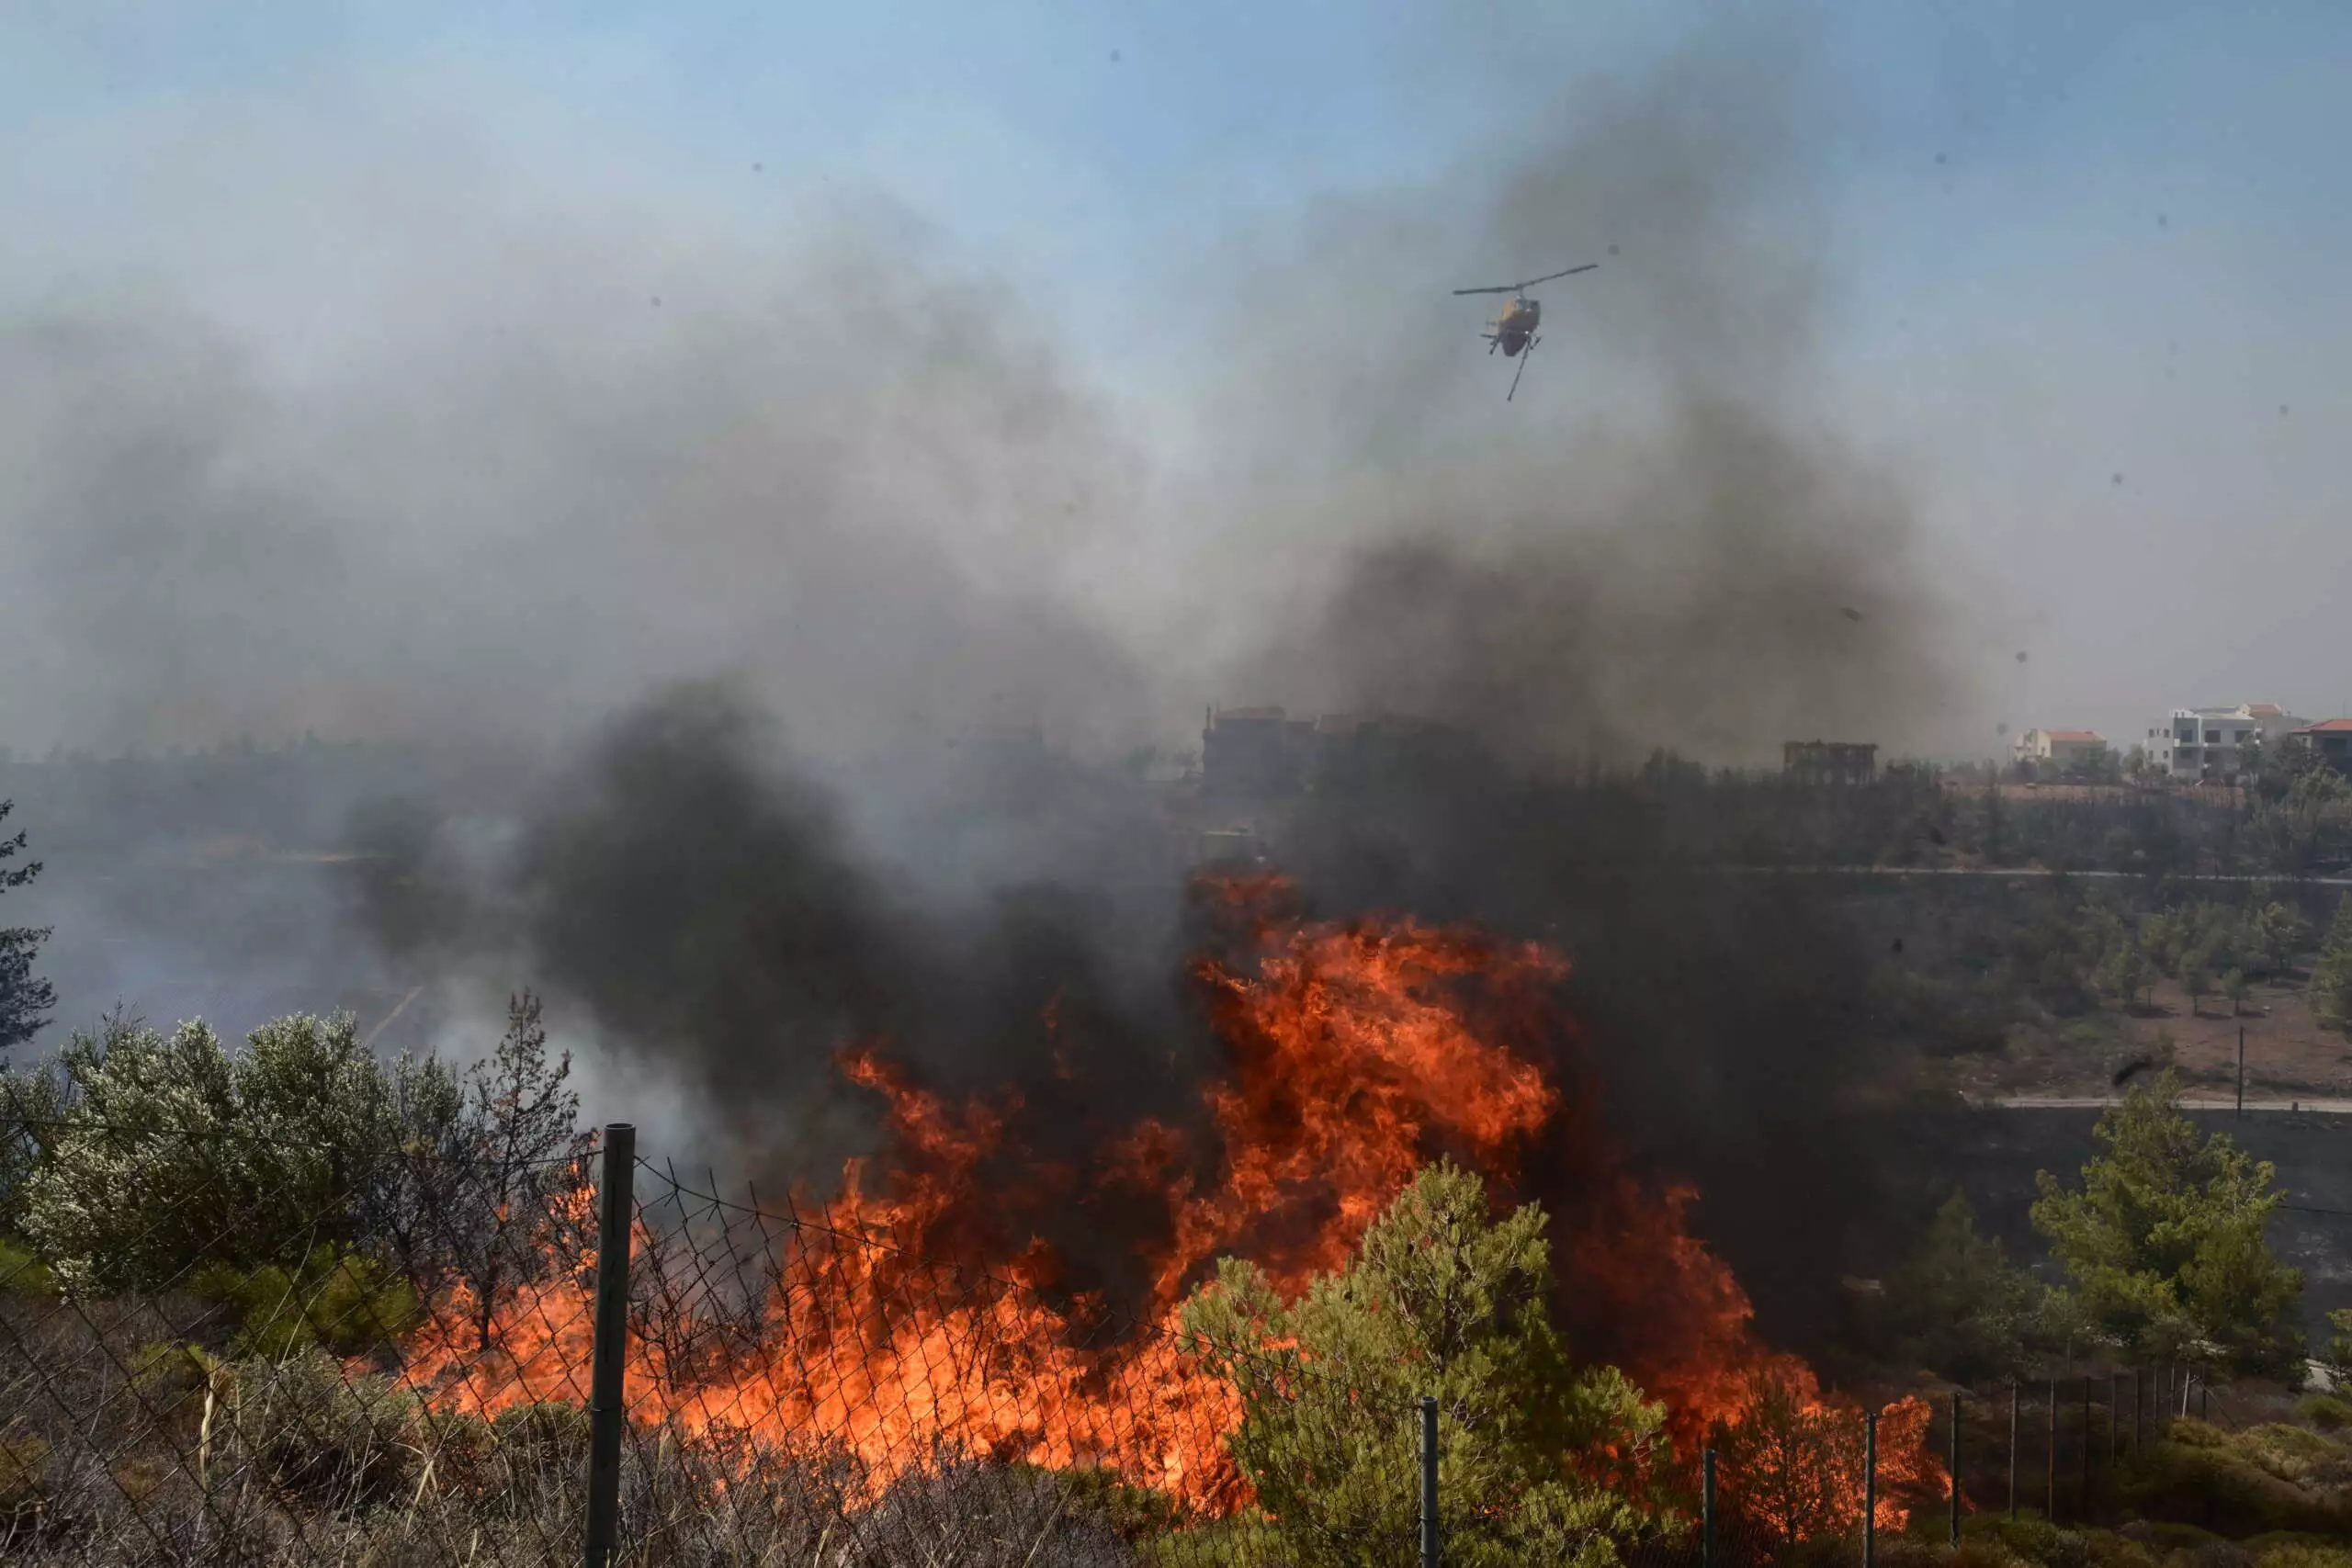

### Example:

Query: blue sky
xmin=6 ymin=0 xmax=2351 ymax=750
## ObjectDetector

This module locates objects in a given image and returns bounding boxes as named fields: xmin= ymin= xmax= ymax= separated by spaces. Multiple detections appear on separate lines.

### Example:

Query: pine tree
xmin=2314 ymin=896 xmax=2352 ymax=1035
xmin=2182 ymin=948 xmax=2215 ymax=1016
xmin=2098 ymin=939 xmax=2152 ymax=1009
xmin=1883 ymin=1192 xmax=2052 ymax=1382
xmin=2031 ymin=1069 xmax=2303 ymax=1375
xmin=0 ymin=801 xmax=55 ymax=1062
xmin=1181 ymin=1162 xmax=1674 ymax=1568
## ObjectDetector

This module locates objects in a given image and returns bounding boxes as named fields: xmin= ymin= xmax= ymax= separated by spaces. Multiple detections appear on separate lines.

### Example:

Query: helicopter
xmin=1452 ymin=263 xmax=1598 ymax=400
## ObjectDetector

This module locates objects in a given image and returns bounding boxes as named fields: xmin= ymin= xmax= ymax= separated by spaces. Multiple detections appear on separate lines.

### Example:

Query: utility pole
xmin=2238 ymin=1025 xmax=2247 ymax=1117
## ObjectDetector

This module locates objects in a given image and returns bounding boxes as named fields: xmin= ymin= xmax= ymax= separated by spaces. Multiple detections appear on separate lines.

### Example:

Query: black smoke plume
xmin=13 ymin=13 xmax=1987 ymax=1346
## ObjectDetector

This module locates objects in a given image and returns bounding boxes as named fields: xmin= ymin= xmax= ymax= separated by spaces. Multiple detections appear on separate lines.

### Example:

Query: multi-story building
xmin=1201 ymin=705 xmax=1314 ymax=797
xmin=2290 ymin=719 xmax=2352 ymax=777
xmin=2012 ymin=728 xmax=2107 ymax=775
xmin=1782 ymin=740 xmax=1877 ymax=786
xmin=2141 ymin=703 xmax=2311 ymax=779
xmin=1200 ymin=705 xmax=1476 ymax=797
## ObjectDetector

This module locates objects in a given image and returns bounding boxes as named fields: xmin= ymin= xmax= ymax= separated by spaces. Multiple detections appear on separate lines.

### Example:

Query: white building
xmin=2141 ymin=702 xmax=2310 ymax=779
xmin=2013 ymin=729 xmax=2108 ymax=774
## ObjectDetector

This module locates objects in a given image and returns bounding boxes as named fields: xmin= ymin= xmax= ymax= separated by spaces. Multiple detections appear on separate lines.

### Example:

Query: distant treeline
xmin=1515 ymin=752 xmax=2352 ymax=879
xmin=4 ymin=729 xmax=2348 ymax=877
xmin=0 ymin=738 xmax=447 ymax=858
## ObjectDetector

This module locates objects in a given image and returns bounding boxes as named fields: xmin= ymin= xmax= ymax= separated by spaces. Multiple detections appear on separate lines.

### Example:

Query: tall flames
xmin=395 ymin=874 xmax=1937 ymax=1532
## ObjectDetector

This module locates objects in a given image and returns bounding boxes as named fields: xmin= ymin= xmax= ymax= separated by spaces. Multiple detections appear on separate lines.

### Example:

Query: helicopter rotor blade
xmin=1517 ymin=264 xmax=1598 ymax=289
xmin=1453 ymin=263 xmax=1598 ymax=297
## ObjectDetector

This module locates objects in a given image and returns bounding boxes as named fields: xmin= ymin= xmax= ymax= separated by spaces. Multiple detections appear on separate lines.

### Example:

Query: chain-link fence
xmin=0 ymin=1112 xmax=2189 ymax=1567
xmin=0 ymin=1117 xmax=1432 ymax=1566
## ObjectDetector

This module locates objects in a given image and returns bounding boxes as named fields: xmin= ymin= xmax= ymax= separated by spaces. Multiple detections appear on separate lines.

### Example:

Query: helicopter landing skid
xmin=1507 ymin=333 xmax=1541 ymax=400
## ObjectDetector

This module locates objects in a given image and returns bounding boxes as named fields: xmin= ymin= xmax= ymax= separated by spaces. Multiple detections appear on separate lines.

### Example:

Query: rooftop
xmin=2041 ymin=729 xmax=2102 ymax=742
xmin=2300 ymin=718 xmax=2352 ymax=734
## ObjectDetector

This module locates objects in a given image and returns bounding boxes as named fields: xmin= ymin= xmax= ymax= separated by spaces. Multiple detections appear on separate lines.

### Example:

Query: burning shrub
xmin=1709 ymin=1362 xmax=1939 ymax=1549
xmin=1179 ymin=1160 xmax=1676 ymax=1568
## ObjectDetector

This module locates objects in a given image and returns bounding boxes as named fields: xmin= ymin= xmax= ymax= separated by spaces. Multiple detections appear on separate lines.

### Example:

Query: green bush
xmin=2295 ymin=1394 xmax=2352 ymax=1432
xmin=490 ymin=1397 xmax=593 ymax=1480
xmin=232 ymin=1351 xmax=424 ymax=1506
xmin=2172 ymin=1418 xmax=2233 ymax=1450
xmin=1031 ymin=1463 xmax=1187 ymax=1541
xmin=1970 ymin=1516 xmax=2064 ymax=1563
xmin=125 ymin=1339 xmax=226 ymax=1445
xmin=2243 ymin=1536 xmax=2352 ymax=1567
xmin=2117 ymin=1520 xmax=2222 ymax=1554
xmin=2114 ymin=1435 xmax=2349 ymax=1539
xmin=188 ymin=1246 xmax=422 ymax=1359
xmin=1180 ymin=1161 xmax=1675 ymax=1568
xmin=0 ymin=1433 xmax=51 ymax=1530
xmin=0 ymin=1235 xmax=57 ymax=1296
xmin=2230 ymin=1425 xmax=2352 ymax=1492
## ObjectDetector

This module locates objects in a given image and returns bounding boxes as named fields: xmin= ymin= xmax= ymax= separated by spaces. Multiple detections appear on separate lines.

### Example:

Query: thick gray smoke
xmin=0 ymin=19 xmax=1968 ymax=777
xmin=1206 ymin=22 xmax=1965 ymax=764
xmin=0 ymin=208 xmax=1163 ymax=762
xmin=476 ymin=678 xmax=1204 ymax=1182
xmin=4 ymin=16 xmax=1984 ymax=1337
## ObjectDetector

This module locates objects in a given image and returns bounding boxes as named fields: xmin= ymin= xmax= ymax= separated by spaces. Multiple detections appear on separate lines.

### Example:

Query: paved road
xmin=1994 ymin=1095 xmax=2352 ymax=1113
xmin=1727 ymin=864 xmax=2352 ymax=887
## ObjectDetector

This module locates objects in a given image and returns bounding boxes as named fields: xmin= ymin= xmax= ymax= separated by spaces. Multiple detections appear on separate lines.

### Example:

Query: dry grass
xmin=0 ymin=1294 xmax=1174 ymax=1567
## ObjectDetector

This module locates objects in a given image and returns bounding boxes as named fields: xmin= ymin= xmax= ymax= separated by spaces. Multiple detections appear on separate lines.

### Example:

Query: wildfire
xmin=393 ymin=873 xmax=1938 ymax=1532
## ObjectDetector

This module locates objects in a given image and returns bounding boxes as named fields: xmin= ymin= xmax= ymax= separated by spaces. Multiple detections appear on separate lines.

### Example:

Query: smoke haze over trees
xmin=10 ymin=5 xmax=2344 ymax=1363
xmin=0 ymin=17 xmax=1973 ymax=772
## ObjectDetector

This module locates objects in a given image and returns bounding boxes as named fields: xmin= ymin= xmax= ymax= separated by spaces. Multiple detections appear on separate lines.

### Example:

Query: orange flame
xmin=391 ymin=874 xmax=1939 ymax=1529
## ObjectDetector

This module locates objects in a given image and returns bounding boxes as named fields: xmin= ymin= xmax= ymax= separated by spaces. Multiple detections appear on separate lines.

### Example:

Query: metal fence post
xmin=584 ymin=1122 xmax=637 ymax=1568
xmin=1420 ymin=1395 xmax=1439 ymax=1568
xmin=2109 ymin=1371 xmax=2120 ymax=1464
xmin=2008 ymin=1380 xmax=2018 ymax=1519
xmin=1864 ymin=1407 xmax=1879 ymax=1568
xmin=2046 ymin=1375 xmax=2058 ymax=1521
xmin=1703 ymin=1447 xmax=1718 ymax=1568
xmin=1949 ymin=1391 xmax=1962 ymax=1545
xmin=2080 ymin=1374 xmax=2092 ymax=1519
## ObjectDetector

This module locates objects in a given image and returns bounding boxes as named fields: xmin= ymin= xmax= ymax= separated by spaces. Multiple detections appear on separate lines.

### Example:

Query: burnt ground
xmin=1932 ymin=967 xmax=2352 ymax=1103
